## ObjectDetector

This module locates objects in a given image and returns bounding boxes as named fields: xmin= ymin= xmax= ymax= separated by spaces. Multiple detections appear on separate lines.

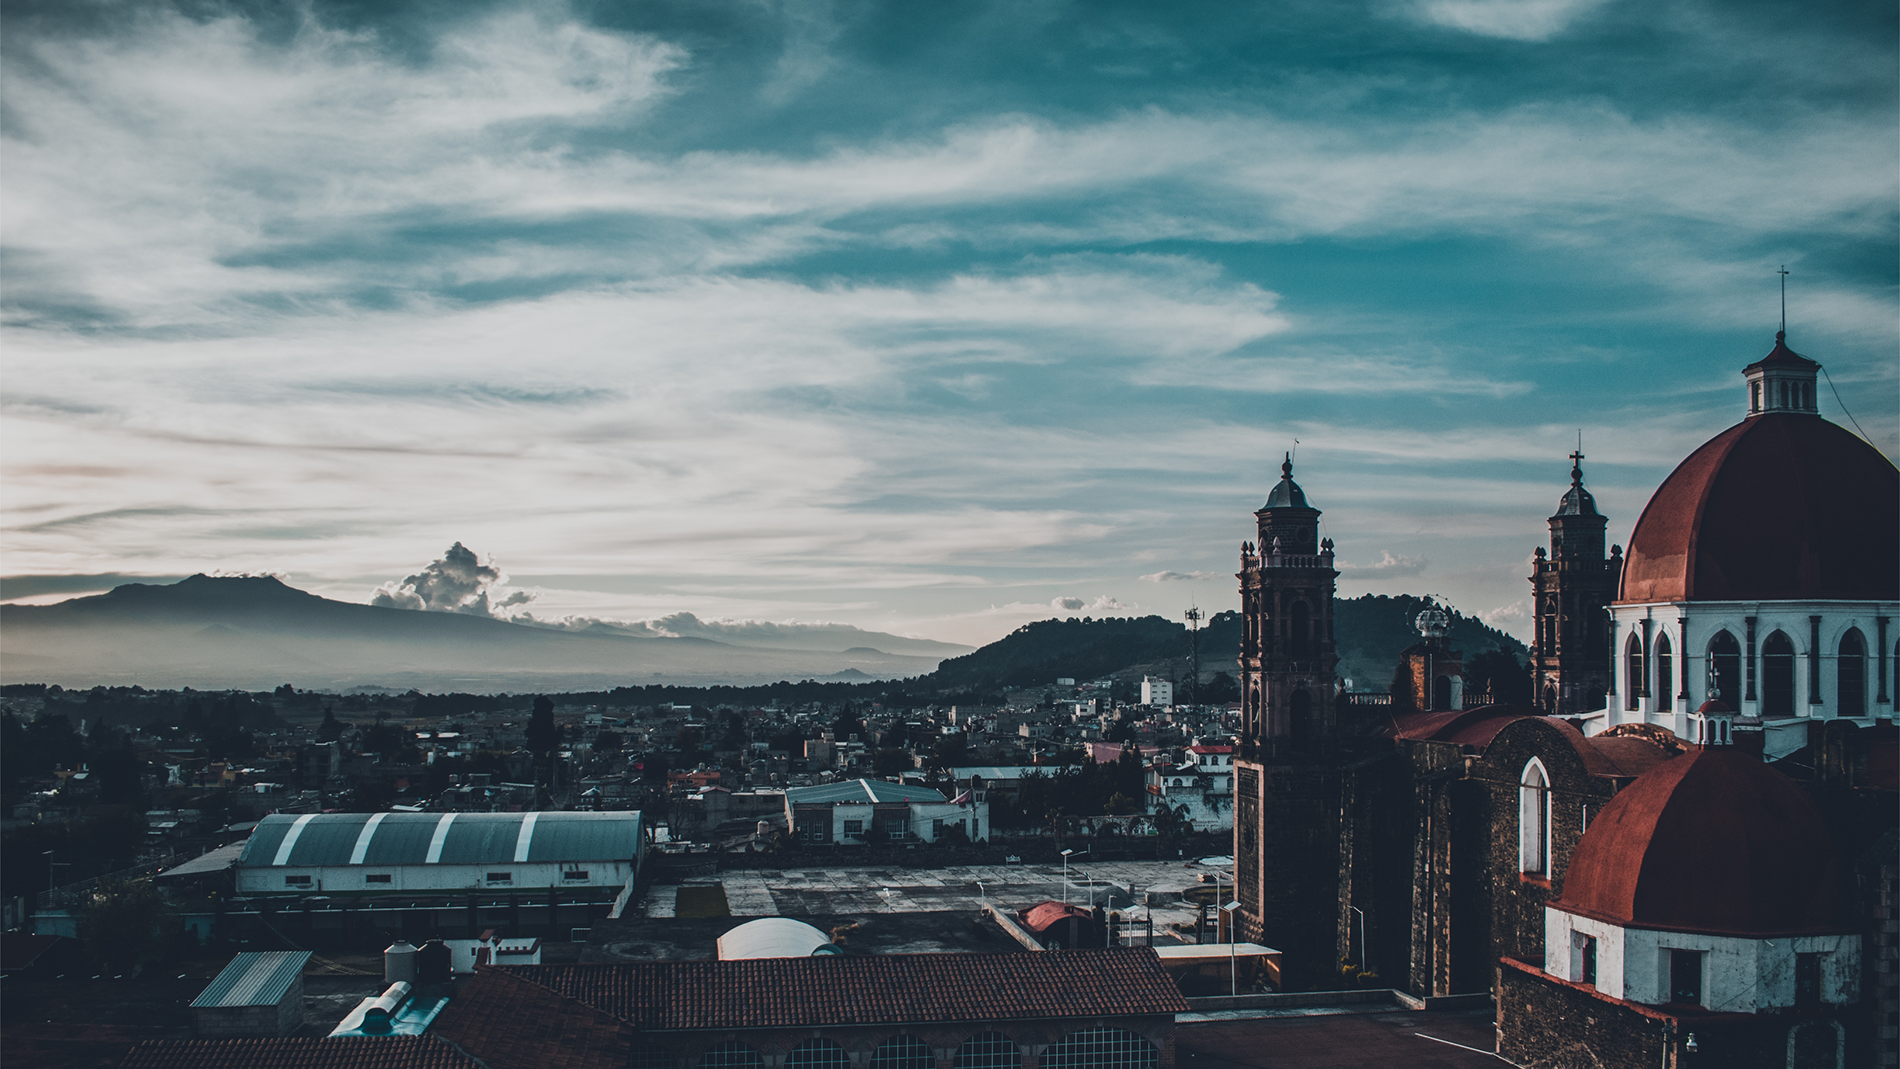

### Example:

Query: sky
xmin=2 ymin=0 xmax=1895 ymax=650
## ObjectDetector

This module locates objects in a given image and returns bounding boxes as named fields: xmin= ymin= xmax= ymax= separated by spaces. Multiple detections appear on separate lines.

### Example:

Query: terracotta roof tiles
xmin=119 ymin=1036 xmax=478 ymax=1069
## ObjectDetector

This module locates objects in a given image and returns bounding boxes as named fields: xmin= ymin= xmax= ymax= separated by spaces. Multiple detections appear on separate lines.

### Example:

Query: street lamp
xmin=1221 ymin=902 xmax=1242 ymax=995
xmin=1349 ymin=905 xmax=1366 ymax=975
xmin=1060 ymin=848 xmax=1074 ymax=904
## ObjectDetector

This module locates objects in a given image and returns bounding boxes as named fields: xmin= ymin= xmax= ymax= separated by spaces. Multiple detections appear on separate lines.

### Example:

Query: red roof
xmin=119 ymin=1036 xmax=478 ymax=1069
xmin=1619 ymin=413 xmax=1899 ymax=603
xmin=1553 ymin=747 xmax=1853 ymax=937
xmin=442 ymin=951 xmax=1186 ymax=1035
xmin=1019 ymin=901 xmax=1096 ymax=933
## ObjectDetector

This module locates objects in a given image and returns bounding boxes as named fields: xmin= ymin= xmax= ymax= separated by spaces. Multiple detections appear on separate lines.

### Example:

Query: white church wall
xmin=1549 ymin=907 xmax=1862 ymax=1013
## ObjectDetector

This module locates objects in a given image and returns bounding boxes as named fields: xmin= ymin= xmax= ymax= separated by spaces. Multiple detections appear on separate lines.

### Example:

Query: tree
xmin=593 ymin=730 xmax=623 ymax=754
xmin=931 ymin=733 xmax=969 ymax=770
xmin=873 ymin=748 xmax=909 ymax=777
xmin=526 ymin=696 xmax=558 ymax=756
xmin=1466 ymin=649 xmax=1534 ymax=705
xmin=78 ymin=879 xmax=174 ymax=975
xmin=316 ymin=706 xmax=343 ymax=742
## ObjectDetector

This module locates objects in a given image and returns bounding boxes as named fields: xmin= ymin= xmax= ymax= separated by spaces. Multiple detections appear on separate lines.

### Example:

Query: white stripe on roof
xmin=271 ymin=814 xmax=317 ymax=866
xmin=424 ymin=812 xmax=457 ymax=863
xmin=348 ymin=812 xmax=389 ymax=865
xmin=513 ymin=811 xmax=539 ymax=863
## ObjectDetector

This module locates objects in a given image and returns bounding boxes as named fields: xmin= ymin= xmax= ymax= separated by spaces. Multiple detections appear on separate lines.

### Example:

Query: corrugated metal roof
xmin=235 ymin=812 xmax=644 ymax=868
xmin=191 ymin=951 xmax=310 ymax=1008
xmin=157 ymin=840 xmax=249 ymax=879
xmin=784 ymin=779 xmax=946 ymax=805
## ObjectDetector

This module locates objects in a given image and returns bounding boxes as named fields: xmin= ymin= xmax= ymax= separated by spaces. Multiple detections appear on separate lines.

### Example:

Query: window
xmin=285 ymin=874 xmax=311 ymax=886
xmin=1796 ymin=952 xmax=1823 ymax=1006
xmin=365 ymin=874 xmax=392 ymax=884
xmin=933 ymin=820 xmax=946 ymax=838
xmin=870 ymin=1035 xmax=934 ymax=1069
xmin=698 ymin=1043 xmax=762 ymax=1069
xmin=563 ymin=870 xmax=590 ymax=881
xmin=1763 ymin=631 xmax=1796 ymax=716
xmin=1625 ymin=634 xmax=1645 ymax=709
xmin=1654 ymin=634 xmax=1673 ymax=705
xmin=1288 ymin=689 xmax=1312 ymax=747
xmin=955 ymin=1032 xmax=1019 ymax=1069
xmin=1040 ymin=1028 xmax=1158 ymax=1069
xmin=1520 ymin=760 xmax=1550 ymax=876
xmin=785 ymin=1040 xmax=851 ymax=1069
xmin=486 ymin=872 xmax=512 ymax=884
xmin=1708 ymin=631 xmax=1741 ymax=703
xmin=843 ymin=819 xmax=863 ymax=837
xmin=1669 ymin=949 xmax=1703 ymax=1005
xmin=1570 ymin=932 xmax=1597 ymax=986
xmin=1839 ymin=630 xmax=1867 ymax=717
xmin=1289 ymin=601 xmax=1311 ymax=658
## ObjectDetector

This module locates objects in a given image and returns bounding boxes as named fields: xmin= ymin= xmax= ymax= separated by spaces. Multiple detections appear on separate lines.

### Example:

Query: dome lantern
xmin=1742 ymin=331 xmax=1820 ymax=417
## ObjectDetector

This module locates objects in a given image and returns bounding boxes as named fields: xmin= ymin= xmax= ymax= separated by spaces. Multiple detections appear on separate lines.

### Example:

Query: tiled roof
xmin=119 ymin=1035 xmax=478 ymax=1069
xmin=429 ymin=961 xmax=634 ymax=1069
xmin=463 ymin=949 xmax=1186 ymax=1032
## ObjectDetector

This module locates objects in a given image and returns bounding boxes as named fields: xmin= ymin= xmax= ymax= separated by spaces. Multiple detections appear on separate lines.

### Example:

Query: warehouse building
xmin=191 ymin=951 xmax=311 ymax=1038
xmin=785 ymin=779 xmax=989 ymax=845
xmin=234 ymin=811 xmax=645 ymax=897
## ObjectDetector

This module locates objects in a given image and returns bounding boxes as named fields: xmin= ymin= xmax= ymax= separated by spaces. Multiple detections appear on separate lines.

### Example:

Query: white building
xmin=784 ymin=778 xmax=988 ymax=845
xmin=1141 ymin=677 xmax=1174 ymax=707
xmin=233 ymin=811 xmax=645 ymax=897
xmin=1591 ymin=333 xmax=1898 ymax=760
xmin=1145 ymin=743 xmax=1234 ymax=831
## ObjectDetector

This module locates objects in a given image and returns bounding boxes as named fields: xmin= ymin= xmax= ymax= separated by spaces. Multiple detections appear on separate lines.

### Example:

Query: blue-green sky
xmin=3 ymin=0 xmax=1894 ymax=647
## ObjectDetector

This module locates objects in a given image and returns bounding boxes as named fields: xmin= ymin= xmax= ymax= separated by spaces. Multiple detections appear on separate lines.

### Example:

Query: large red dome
xmin=1618 ymin=413 xmax=1899 ymax=603
xmin=1552 ymin=748 xmax=1851 ymax=936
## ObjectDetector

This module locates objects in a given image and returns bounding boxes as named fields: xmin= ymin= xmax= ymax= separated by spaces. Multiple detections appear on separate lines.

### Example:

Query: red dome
xmin=1553 ymin=748 xmax=1851 ymax=936
xmin=1618 ymin=413 xmax=1899 ymax=602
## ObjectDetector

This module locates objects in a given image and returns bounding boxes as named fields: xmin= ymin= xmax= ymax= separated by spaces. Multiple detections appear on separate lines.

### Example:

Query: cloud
xmin=1051 ymin=595 xmax=1135 ymax=613
xmin=371 ymin=543 xmax=536 ymax=618
xmin=1411 ymin=0 xmax=1611 ymax=41
xmin=1482 ymin=600 xmax=1529 ymax=625
xmin=1337 ymin=551 xmax=1429 ymax=578
xmin=1139 ymin=570 xmax=1224 ymax=582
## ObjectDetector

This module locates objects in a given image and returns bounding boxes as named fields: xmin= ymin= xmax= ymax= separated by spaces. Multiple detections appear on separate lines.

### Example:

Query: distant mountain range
xmin=0 ymin=575 xmax=969 ymax=691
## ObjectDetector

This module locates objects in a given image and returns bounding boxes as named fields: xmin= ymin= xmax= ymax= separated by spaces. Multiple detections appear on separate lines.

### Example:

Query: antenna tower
xmin=1184 ymin=606 xmax=1204 ymax=708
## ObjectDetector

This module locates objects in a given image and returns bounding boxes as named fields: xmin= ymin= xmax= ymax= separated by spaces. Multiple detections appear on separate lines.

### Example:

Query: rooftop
xmin=191 ymin=951 xmax=311 ymax=1009
xmin=784 ymin=779 xmax=948 ymax=805
xmin=237 ymin=811 xmax=644 ymax=868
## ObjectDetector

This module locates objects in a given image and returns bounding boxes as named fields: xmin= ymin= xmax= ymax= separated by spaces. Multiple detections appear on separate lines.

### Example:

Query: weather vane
xmin=1778 ymin=265 xmax=1790 ymax=334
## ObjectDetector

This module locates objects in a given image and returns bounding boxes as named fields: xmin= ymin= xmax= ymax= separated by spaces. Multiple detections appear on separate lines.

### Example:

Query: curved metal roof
xmin=236 ymin=811 xmax=643 ymax=868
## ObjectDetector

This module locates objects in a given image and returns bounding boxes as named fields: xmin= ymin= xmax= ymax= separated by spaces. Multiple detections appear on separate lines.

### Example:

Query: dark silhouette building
xmin=1528 ymin=452 xmax=1616 ymax=716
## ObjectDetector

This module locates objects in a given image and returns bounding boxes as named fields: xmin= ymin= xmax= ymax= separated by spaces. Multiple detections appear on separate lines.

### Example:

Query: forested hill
xmin=922 ymin=594 xmax=1527 ymax=697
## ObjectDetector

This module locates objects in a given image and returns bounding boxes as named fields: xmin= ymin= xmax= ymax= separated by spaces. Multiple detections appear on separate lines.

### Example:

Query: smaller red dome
xmin=1553 ymin=748 xmax=1851 ymax=936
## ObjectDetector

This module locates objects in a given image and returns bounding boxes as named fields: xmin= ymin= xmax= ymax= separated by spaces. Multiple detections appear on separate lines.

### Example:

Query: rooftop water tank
xmin=415 ymin=939 xmax=451 ymax=984
xmin=383 ymin=941 xmax=416 ymax=985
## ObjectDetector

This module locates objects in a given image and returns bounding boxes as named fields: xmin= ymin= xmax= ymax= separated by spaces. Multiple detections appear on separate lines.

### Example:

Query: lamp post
xmin=1221 ymin=901 xmax=1242 ymax=995
xmin=1349 ymin=905 xmax=1366 ymax=975
xmin=1060 ymin=848 xmax=1074 ymax=904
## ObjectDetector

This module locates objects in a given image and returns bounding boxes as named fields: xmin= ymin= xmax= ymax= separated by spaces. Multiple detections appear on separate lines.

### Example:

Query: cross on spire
xmin=1778 ymin=265 xmax=1790 ymax=334
xmin=1570 ymin=432 xmax=1584 ymax=483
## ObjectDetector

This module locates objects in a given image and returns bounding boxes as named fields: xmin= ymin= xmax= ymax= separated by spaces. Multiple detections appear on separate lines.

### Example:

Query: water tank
xmin=383 ymin=941 xmax=416 ymax=985
xmin=415 ymin=939 xmax=451 ymax=984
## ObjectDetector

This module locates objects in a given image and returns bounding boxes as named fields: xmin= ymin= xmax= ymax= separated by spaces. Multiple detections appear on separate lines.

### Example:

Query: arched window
xmin=954 ymin=1032 xmax=1018 ymax=1069
xmin=630 ymin=1049 xmax=679 ymax=1069
xmin=1625 ymin=634 xmax=1645 ymax=710
xmin=869 ymin=1035 xmax=933 ymax=1069
xmin=1654 ymin=634 xmax=1673 ymax=706
xmin=1707 ymin=631 xmax=1741 ymax=703
xmin=1838 ymin=630 xmax=1866 ymax=718
xmin=1289 ymin=601 xmax=1311 ymax=659
xmin=699 ymin=1044 xmax=763 ymax=1069
xmin=1432 ymin=674 xmax=1452 ymax=711
xmin=1040 ymin=1028 xmax=1158 ymax=1069
xmin=786 ymin=1040 xmax=851 ymax=1069
xmin=1520 ymin=760 xmax=1550 ymax=876
xmin=1763 ymin=631 xmax=1796 ymax=716
xmin=1288 ymin=689 xmax=1312 ymax=747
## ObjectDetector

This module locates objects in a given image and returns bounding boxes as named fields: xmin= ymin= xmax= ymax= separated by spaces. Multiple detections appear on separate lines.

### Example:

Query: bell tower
xmin=1233 ymin=453 xmax=1342 ymax=987
xmin=1529 ymin=450 xmax=1615 ymax=714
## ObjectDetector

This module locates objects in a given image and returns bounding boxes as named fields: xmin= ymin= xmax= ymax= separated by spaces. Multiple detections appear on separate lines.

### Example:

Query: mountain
xmin=915 ymin=594 xmax=1526 ymax=697
xmin=0 ymin=575 xmax=966 ymax=691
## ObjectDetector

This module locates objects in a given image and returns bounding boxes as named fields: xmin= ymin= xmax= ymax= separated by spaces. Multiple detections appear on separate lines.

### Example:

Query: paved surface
xmin=648 ymin=860 xmax=1228 ymax=938
xmin=1177 ymin=1013 xmax=1512 ymax=1068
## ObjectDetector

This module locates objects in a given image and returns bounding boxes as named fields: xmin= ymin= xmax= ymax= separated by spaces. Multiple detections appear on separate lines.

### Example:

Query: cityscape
xmin=3 ymin=2 xmax=1896 ymax=1069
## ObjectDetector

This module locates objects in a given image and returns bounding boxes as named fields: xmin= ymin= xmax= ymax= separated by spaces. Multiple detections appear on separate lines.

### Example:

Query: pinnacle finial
xmin=1281 ymin=452 xmax=1293 ymax=479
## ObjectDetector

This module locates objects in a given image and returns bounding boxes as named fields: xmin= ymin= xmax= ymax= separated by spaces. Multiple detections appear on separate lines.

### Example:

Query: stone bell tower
xmin=1528 ymin=450 xmax=1615 ymax=715
xmin=1233 ymin=453 xmax=1342 ymax=988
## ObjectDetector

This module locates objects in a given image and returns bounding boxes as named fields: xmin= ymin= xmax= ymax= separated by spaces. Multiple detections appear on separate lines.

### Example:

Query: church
xmin=1230 ymin=331 xmax=1898 ymax=1068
